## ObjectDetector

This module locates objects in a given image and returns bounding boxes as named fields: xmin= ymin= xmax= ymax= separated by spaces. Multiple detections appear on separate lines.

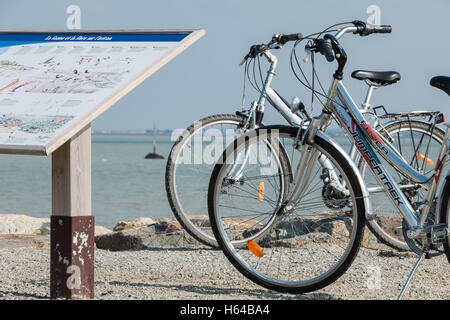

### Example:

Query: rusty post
xmin=51 ymin=125 xmax=94 ymax=299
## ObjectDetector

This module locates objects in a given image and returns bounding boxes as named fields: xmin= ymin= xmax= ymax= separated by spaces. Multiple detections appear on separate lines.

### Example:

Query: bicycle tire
xmin=208 ymin=125 xmax=367 ymax=293
xmin=165 ymin=114 xmax=245 ymax=247
xmin=165 ymin=114 xmax=292 ymax=247
xmin=439 ymin=174 xmax=450 ymax=264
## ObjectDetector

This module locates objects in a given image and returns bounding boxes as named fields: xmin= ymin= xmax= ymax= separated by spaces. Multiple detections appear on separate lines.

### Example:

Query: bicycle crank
xmin=402 ymin=220 xmax=449 ymax=256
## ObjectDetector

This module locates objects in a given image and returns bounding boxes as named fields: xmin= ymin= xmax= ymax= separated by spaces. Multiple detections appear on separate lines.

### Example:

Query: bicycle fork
xmin=277 ymin=118 xmax=331 ymax=215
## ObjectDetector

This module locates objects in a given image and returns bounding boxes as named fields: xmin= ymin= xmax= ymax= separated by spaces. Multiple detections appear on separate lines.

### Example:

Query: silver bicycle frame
xmin=230 ymin=41 xmax=408 ymax=197
xmin=317 ymin=77 xmax=449 ymax=228
xmin=246 ymin=49 xmax=384 ymax=174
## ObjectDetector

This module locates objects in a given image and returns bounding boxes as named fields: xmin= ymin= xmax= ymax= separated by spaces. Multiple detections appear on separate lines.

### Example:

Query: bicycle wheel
xmin=165 ymin=114 xmax=247 ymax=247
xmin=439 ymin=174 xmax=450 ymax=264
xmin=359 ymin=120 xmax=447 ymax=251
xmin=208 ymin=125 xmax=366 ymax=293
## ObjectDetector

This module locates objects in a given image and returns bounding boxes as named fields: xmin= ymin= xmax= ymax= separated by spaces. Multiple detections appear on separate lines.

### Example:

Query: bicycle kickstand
xmin=397 ymin=254 xmax=424 ymax=300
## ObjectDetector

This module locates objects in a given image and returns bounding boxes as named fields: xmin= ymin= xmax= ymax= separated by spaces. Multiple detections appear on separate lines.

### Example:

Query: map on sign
xmin=0 ymin=30 xmax=204 ymax=154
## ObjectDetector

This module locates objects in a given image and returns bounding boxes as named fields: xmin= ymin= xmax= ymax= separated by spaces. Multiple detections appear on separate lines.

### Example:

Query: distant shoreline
xmin=91 ymin=129 xmax=349 ymax=138
xmin=92 ymin=130 xmax=173 ymax=136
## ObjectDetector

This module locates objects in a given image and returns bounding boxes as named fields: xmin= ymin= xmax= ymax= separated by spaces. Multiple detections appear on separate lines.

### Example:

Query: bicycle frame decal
xmin=350 ymin=121 xmax=404 ymax=205
xmin=359 ymin=121 xmax=389 ymax=155
xmin=434 ymin=159 xmax=444 ymax=183
xmin=330 ymin=82 xmax=421 ymax=227
xmin=332 ymin=98 xmax=404 ymax=206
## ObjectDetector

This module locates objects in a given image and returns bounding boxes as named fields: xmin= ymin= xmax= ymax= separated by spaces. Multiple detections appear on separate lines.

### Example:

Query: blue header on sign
xmin=0 ymin=32 xmax=190 ymax=48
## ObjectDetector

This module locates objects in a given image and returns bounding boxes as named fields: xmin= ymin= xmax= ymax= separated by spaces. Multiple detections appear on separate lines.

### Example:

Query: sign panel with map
xmin=0 ymin=30 xmax=204 ymax=155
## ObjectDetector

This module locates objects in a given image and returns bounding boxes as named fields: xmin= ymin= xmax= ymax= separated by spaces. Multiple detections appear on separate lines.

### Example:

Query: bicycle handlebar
xmin=279 ymin=33 xmax=303 ymax=45
xmin=239 ymin=20 xmax=392 ymax=66
xmin=239 ymin=32 xmax=303 ymax=65
xmin=314 ymin=21 xmax=392 ymax=63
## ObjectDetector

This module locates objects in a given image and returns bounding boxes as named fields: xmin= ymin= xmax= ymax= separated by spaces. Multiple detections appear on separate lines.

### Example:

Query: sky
xmin=0 ymin=0 xmax=448 ymax=131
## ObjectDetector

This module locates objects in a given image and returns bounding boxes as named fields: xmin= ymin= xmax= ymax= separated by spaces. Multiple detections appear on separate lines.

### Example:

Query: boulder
xmin=94 ymin=226 xmax=113 ymax=236
xmin=0 ymin=214 xmax=50 ymax=235
xmin=113 ymin=217 xmax=156 ymax=231
xmin=0 ymin=214 xmax=111 ymax=236
xmin=182 ymin=215 xmax=210 ymax=228
xmin=95 ymin=221 xmax=196 ymax=251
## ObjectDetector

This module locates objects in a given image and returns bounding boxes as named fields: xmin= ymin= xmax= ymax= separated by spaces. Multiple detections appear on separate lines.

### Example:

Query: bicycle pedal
xmin=430 ymin=224 xmax=449 ymax=245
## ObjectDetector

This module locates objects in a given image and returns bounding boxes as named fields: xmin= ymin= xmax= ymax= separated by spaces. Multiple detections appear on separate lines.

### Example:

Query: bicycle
xmin=207 ymin=21 xmax=450 ymax=294
xmin=166 ymin=22 xmax=446 ymax=251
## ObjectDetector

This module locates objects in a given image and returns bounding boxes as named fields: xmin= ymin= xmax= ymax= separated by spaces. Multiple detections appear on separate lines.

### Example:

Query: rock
xmin=0 ymin=214 xmax=50 ymax=235
xmin=95 ymin=226 xmax=113 ymax=236
xmin=231 ymin=216 xmax=394 ymax=249
xmin=361 ymin=216 xmax=403 ymax=250
xmin=95 ymin=221 xmax=192 ymax=251
xmin=113 ymin=217 xmax=156 ymax=231
xmin=182 ymin=215 xmax=210 ymax=228
xmin=0 ymin=234 xmax=50 ymax=250
xmin=154 ymin=220 xmax=181 ymax=233
xmin=374 ymin=216 xmax=403 ymax=240
xmin=0 ymin=214 xmax=111 ymax=236
xmin=95 ymin=229 xmax=146 ymax=251
xmin=223 ymin=218 xmax=263 ymax=231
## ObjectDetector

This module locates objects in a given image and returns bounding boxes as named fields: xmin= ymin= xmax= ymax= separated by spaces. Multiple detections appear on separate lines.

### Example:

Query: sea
xmin=0 ymin=132 xmax=444 ymax=229
xmin=0 ymin=134 xmax=176 ymax=229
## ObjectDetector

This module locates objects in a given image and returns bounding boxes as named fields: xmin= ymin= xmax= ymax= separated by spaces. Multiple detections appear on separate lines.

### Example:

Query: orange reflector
xmin=258 ymin=181 xmax=264 ymax=202
xmin=247 ymin=240 xmax=264 ymax=258
xmin=416 ymin=153 xmax=435 ymax=166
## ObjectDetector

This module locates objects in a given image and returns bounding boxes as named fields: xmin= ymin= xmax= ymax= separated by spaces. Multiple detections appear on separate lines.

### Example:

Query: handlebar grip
xmin=352 ymin=20 xmax=392 ymax=36
xmin=279 ymin=33 xmax=303 ymax=45
xmin=371 ymin=25 xmax=392 ymax=33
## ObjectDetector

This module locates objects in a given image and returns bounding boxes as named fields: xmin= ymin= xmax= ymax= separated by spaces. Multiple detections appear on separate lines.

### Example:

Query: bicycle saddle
xmin=430 ymin=76 xmax=450 ymax=96
xmin=351 ymin=70 xmax=401 ymax=85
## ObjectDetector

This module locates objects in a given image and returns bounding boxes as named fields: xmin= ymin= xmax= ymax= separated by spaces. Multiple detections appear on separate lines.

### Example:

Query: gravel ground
xmin=0 ymin=236 xmax=448 ymax=300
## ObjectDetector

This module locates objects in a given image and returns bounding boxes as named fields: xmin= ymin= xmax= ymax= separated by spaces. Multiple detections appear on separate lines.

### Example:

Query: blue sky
xmin=1 ymin=0 xmax=449 ymax=130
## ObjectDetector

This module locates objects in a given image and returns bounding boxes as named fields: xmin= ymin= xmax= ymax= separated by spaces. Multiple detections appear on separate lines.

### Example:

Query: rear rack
xmin=373 ymin=105 xmax=445 ymax=123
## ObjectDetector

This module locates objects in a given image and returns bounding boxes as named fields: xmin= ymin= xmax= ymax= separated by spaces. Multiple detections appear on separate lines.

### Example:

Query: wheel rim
xmin=212 ymin=131 xmax=361 ymax=289
xmin=170 ymin=118 xmax=245 ymax=244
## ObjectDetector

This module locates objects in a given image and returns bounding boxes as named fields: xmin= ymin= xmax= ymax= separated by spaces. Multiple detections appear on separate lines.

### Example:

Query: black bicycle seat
xmin=351 ymin=70 xmax=401 ymax=85
xmin=430 ymin=76 xmax=450 ymax=96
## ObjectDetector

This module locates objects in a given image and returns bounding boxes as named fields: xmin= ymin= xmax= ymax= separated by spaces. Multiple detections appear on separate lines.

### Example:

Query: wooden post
xmin=50 ymin=124 xmax=94 ymax=299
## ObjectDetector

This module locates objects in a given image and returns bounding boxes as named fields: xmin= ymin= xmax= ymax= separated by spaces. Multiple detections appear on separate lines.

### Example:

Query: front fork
xmin=278 ymin=115 xmax=336 ymax=214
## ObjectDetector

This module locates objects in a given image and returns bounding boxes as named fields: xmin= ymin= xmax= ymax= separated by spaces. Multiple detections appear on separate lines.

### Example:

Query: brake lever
xmin=303 ymin=46 xmax=311 ymax=63
xmin=239 ymin=55 xmax=249 ymax=66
